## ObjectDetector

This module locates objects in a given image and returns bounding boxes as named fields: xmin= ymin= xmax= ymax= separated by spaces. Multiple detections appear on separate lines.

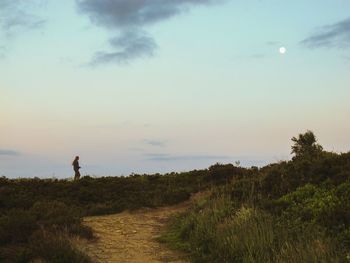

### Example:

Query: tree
xmin=291 ymin=130 xmax=323 ymax=159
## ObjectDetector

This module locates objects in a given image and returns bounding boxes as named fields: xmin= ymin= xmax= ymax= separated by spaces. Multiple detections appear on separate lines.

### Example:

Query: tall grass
xmin=159 ymin=191 xmax=343 ymax=262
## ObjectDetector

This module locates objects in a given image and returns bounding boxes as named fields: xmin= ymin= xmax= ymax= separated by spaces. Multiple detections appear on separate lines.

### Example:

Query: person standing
xmin=72 ymin=156 xmax=81 ymax=180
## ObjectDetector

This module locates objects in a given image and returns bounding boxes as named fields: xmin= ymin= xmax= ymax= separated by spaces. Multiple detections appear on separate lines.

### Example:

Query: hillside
xmin=159 ymin=132 xmax=350 ymax=262
xmin=1 ymin=131 xmax=349 ymax=262
xmin=0 ymin=160 xmax=239 ymax=262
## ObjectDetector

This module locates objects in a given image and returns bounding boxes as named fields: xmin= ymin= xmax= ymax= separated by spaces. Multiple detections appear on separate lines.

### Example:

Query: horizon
xmin=1 ymin=0 xmax=350 ymax=178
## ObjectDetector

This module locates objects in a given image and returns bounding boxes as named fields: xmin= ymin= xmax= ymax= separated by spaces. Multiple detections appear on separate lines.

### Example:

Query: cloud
xmin=0 ymin=149 xmax=20 ymax=156
xmin=90 ymin=30 xmax=157 ymax=65
xmin=301 ymin=17 xmax=350 ymax=48
xmin=144 ymin=153 xmax=229 ymax=161
xmin=0 ymin=0 xmax=46 ymax=59
xmin=0 ymin=46 xmax=6 ymax=58
xmin=143 ymin=139 xmax=166 ymax=147
xmin=266 ymin=41 xmax=281 ymax=46
xmin=77 ymin=0 xmax=216 ymax=28
xmin=76 ymin=0 xmax=221 ymax=65
xmin=1 ymin=13 xmax=45 ymax=32
xmin=0 ymin=0 xmax=46 ymax=33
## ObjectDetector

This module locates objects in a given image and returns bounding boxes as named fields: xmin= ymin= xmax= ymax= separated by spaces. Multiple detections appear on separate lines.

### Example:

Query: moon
xmin=279 ymin=47 xmax=287 ymax=54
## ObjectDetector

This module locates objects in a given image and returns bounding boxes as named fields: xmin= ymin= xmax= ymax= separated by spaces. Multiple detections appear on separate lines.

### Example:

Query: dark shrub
xmin=0 ymin=209 xmax=36 ymax=245
xmin=30 ymin=231 xmax=91 ymax=263
xmin=31 ymin=201 xmax=81 ymax=230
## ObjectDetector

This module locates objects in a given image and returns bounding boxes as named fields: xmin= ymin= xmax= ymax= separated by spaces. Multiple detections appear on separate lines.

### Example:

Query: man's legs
xmin=74 ymin=170 xmax=81 ymax=180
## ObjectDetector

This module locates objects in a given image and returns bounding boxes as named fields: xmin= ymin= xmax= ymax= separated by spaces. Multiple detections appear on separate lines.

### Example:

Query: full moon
xmin=279 ymin=47 xmax=287 ymax=54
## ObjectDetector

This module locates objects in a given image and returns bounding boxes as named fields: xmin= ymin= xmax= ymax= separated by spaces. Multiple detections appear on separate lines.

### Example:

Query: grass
xmin=159 ymin=190 xmax=345 ymax=263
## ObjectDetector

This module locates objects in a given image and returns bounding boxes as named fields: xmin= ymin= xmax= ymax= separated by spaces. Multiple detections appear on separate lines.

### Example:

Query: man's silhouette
xmin=72 ymin=156 xmax=81 ymax=180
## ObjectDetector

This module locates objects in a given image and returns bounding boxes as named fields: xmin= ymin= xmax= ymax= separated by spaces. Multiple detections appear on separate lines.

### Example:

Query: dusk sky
xmin=1 ymin=0 xmax=349 ymax=178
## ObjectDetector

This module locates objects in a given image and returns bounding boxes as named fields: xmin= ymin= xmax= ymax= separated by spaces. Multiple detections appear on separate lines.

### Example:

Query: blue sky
xmin=1 ymin=0 xmax=350 ymax=178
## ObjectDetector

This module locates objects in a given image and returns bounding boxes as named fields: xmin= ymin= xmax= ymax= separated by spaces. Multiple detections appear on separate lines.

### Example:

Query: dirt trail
xmin=75 ymin=200 xmax=193 ymax=263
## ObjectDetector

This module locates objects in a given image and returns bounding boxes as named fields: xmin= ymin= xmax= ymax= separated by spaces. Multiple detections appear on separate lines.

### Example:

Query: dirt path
xmin=75 ymin=201 xmax=192 ymax=263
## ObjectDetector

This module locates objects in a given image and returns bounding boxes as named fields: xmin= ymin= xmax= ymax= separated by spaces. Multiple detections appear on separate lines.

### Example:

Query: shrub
xmin=0 ymin=209 xmax=36 ymax=245
xmin=31 ymin=201 xmax=81 ymax=229
xmin=29 ymin=230 xmax=91 ymax=263
xmin=277 ymin=184 xmax=350 ymax=230
xmin=161 ymin=189 xmax=346 ymax=262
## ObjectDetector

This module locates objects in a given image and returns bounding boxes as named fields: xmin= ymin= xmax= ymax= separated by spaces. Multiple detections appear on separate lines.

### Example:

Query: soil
xmin=74 ymin=200 xmax=194 ymax=263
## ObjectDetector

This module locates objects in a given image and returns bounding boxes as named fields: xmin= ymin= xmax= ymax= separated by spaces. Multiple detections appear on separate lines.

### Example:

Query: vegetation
xmin=159 ymin=131 xmax=350 ymax=262
xmin=1 ymin=130 xmax=349 ymax=262
xmin=0 ymin=200 xmax=93 ymax=262
xmin=0 ymin=163 xmax=233 ymax=262
xmin=0 ymin=169 xmax=213 ymax=216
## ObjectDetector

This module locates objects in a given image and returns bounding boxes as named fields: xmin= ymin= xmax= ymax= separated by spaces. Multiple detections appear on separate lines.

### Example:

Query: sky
xmin=1 ymin=0 xmax=350 ymax=178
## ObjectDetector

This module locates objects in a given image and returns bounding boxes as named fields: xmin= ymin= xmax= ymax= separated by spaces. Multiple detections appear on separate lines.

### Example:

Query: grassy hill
xmin=159 ymin=131 xmax=350 ymax=262
xmin=1 ymin=131 xmax=349 ymax=262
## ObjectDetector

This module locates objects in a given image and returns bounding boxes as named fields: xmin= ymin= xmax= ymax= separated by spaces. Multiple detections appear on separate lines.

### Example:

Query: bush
xmin=0 ymin=209 xmax=36 ymax=245
xmin=29 ymin=230 xmax=91 ymax=263
xmin=161 ymin=193 xmax=343 ymax=262
xmin=31 ymin=201 xmax=81 ymax=230
xmin=0 ymin=201 xmax=93 ymax=262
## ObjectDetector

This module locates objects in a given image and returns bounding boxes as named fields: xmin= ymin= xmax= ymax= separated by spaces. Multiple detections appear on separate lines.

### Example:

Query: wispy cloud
xmin=144 ymin=153 xmax=229 ymax=161
xmin=0 ymin=0 xmax=46 ymax=33
xmin=143 ymin=139 xmax=166 ymax=147
xmin=90 ymin=30 xmax=157 ymax=65
xmin=301 ymin=17 xmax=350 ymax=48
xmin=0 ymin=46 xmax=6 ymax=58
xmin=1 ymin=14 xmax=45 ymax=32
xmin=0 ymin=0 xmax=46 ymax=58
xmin=76 ymin=0 xmax=223 ymax=65
xmin=266 ymin=41 xmax=281 ymax=46
xmin=0 ymin=149 xmax=20 ymax=156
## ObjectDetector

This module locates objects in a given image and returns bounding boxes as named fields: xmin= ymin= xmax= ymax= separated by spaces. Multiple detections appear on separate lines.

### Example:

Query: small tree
xmin=291 ymin=130 xmax=323 ymax=159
